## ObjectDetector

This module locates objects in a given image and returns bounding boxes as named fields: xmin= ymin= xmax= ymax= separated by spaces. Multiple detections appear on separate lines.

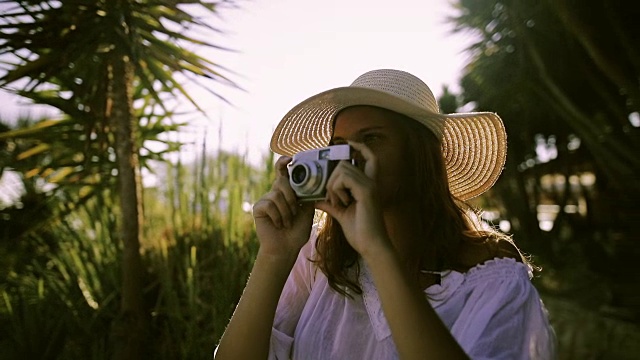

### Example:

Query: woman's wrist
xmin=358 ymin=234 xmax=396 ymax=266
xmin=256 ymin=245 xmax=300 ymax=270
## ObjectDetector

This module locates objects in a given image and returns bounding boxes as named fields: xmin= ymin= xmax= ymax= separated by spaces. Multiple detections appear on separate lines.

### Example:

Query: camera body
xmin=288 ymin=144 xmax=353 ymax=201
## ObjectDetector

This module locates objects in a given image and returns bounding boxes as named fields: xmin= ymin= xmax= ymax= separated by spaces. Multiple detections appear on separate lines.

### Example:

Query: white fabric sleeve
xmin=451 ymin=261 xmax=556 ymax=360
xmin=268 ymin=228 xmax=318 ymax=360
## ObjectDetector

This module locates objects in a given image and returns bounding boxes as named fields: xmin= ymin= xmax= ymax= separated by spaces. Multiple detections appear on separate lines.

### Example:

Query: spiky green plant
xmin=1 ymin=191 xmax=120 ymax=359
xmin=1 ymin=145 xmax=273 ymax=359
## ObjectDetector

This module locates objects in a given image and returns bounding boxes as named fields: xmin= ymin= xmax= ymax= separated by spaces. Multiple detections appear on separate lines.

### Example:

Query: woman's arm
xmin=215 ymin=156 xmax=315 ymax=359
xmin=362 ymin=243 xmax=469 ymax=360
xmin=214 ymin=250 xmax=298 ymax=359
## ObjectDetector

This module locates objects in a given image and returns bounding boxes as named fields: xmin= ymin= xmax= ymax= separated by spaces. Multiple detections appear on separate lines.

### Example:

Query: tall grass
xmin=143 ymin=148 xmax=273 ymax=358
xmin=1 ymin=194 xmax=120 ymax=359
xmin=0 ymin=147 xmax=274 ymax=359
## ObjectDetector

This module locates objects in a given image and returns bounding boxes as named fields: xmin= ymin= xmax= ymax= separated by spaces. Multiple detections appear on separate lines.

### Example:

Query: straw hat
xmin=270 ymin=69 xmax=507 ymax=200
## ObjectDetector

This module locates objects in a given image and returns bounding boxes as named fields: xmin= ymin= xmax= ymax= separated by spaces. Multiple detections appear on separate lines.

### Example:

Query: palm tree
xmin=0 ymin=1 xmax=238 ymax=358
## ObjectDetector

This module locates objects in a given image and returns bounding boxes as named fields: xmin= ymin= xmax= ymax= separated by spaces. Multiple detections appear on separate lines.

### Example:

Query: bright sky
xmin=176 ymin=0 xmax=475 ymax=164
xmin=0 ymin=0 xmax=476 ymax=187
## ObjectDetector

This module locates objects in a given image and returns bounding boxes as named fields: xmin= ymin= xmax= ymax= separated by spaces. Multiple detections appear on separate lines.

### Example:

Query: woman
xmin=215 ymin=69 xmax=555 ymax=359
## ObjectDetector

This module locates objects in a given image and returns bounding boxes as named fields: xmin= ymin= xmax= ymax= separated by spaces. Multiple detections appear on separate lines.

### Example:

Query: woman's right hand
xmin=252 ymin=155 xmax=315 ymax=260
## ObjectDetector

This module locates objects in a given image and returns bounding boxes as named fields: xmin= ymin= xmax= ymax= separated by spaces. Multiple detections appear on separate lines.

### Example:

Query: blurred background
xmin=0 ymin=0 xmax=638 ymax=359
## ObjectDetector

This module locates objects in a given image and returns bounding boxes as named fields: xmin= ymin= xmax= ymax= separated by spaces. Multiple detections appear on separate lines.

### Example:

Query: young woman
xmin=215 ymin=69 xmax=555 ymax=359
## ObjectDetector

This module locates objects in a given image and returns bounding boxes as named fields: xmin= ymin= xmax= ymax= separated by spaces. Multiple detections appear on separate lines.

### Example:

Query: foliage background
xmin=1 ymin=148 xmax=270 ymax=359
xmin=450 ymin=0 xmax=640 ymax=358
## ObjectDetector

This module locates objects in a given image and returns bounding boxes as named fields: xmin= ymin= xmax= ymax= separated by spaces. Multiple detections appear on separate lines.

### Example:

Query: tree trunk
xmin=108 ymin=53 xmax=149 ymax=360
xmin=548 ymin=0 xmax=640 ymax=112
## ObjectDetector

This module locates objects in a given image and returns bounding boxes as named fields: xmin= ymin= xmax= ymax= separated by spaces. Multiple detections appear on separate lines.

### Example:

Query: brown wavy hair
xmin=313 ymin=107 xmax=522 ymax=297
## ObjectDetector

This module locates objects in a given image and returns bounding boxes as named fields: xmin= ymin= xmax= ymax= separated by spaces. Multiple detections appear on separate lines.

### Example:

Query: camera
xmin=288 ymin=144 xmax=354 ymax=201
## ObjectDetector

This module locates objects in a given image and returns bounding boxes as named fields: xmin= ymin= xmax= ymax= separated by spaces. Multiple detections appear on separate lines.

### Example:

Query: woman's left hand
xmin=315 ymin=141 xmax=392 ymax=257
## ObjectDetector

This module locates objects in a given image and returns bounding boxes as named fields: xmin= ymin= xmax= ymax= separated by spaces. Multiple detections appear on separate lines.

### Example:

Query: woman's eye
xmin=363 ymin=134 xmax=380 ymax=143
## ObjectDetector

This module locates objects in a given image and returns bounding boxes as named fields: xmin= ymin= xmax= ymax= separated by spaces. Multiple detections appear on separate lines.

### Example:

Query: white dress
xmin=269 ymin=229 xmax=556 ymax=359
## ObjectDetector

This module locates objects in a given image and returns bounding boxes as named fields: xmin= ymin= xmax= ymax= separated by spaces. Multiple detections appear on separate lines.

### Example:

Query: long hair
xmin=314 ymin=107 xmax=519 ymax=297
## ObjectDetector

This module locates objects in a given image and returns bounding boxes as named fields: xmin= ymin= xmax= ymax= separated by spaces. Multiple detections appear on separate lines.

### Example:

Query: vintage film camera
xmin=288 ymin=144 xmax=354 ymax=201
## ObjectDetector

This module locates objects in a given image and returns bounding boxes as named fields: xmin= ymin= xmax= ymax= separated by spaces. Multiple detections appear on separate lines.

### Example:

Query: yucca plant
xmin=0 ymin=1 xmax=239 ymax=357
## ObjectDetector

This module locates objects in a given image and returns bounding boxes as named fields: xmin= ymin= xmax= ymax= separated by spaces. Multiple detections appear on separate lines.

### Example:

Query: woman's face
xmin=331 ymin=106 xmax=413 ymax=208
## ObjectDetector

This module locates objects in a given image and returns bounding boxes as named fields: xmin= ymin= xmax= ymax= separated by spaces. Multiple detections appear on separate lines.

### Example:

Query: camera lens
xmin=290 ymin=164 xmax=308 ymax=185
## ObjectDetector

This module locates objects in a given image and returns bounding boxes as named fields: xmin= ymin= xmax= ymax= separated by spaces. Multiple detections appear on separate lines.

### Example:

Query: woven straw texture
xmin=270 ymin=69 xmax=507 ymax=200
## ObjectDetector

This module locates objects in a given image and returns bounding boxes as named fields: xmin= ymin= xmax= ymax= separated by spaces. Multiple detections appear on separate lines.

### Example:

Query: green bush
xmin=0 ymin=150 xmax=271 ymax=359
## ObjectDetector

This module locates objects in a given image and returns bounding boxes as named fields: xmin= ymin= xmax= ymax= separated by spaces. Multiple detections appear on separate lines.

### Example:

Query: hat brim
xmin=270 ymin=86 xmax=507 ymax=200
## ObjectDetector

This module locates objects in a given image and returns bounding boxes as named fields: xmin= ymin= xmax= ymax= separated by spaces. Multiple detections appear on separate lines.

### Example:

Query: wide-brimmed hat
xmin=270 ymin=69 xmax=507 ymax=200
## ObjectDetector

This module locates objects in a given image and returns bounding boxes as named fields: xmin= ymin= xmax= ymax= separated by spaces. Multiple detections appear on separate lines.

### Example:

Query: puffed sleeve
xmin=268 ymin=227 xmax=318 ymax=360
xmin=449 ymin=259 xmax=556 ymax=360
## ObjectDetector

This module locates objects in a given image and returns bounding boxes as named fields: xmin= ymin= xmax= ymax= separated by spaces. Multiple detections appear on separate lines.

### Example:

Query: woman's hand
xmin=315 ymin=141 xmax=391 ymax=257
xmin=252 ymin=156 xmax=315 ymax=260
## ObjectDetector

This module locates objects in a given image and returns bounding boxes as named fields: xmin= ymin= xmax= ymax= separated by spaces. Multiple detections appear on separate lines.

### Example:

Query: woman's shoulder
xmin=425 ymin=256 xmax=530 ymax=303
xmin=464 ymin=256 xmax=531 ymax=283
xmin=447 ymin=237 xmax=534 ymax=291
xmin=457 ymin=236 xmax=525 ymax=270
xmin=429 ymin=253 xmax=533 ymax=302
